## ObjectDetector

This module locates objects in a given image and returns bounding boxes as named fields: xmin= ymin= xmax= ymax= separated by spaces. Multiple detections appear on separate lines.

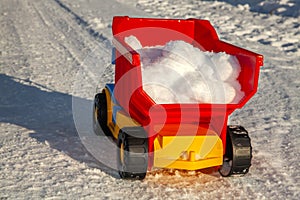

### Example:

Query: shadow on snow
xmin=0 ymin=74 xmax=118 ymax=178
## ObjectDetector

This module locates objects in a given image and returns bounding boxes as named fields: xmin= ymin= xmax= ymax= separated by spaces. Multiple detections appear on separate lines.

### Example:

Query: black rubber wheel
xmin=117 ymin=127 xmax=148 ymax=180
xmin=93 ymin=93 xmax=111 ymax=136
xmin=219 ymin=125 xmax=252 ymax=177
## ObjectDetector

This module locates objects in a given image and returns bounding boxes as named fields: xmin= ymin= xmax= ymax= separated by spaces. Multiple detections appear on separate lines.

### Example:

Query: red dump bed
xmin=112 ymin=16 xmax=263 ymax=149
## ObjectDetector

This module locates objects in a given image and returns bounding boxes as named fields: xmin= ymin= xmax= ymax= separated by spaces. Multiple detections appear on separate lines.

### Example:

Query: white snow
xmin=124 ymin=35 xmax=143 ymax=50
xmin=125 ymin=36 xmax=243 ymax=104
xmin=0 ymin=0 xmax=299 ymax=199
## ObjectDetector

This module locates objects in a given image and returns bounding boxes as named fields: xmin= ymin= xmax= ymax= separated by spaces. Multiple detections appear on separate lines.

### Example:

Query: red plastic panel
xmin=216 ymin=41 xmax=264 ymax=108
xmin=112 ymin=16 xmax=263 ymax=157
xmin=112 ymin=16 xmax=219 ymax=50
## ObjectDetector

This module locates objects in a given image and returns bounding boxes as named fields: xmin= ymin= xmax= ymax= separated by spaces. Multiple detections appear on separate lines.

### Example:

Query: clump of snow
xmin=125 ymin=36 xmax=244 ymax=104
xmin=125 ymin=35 xmax=143 ymax=50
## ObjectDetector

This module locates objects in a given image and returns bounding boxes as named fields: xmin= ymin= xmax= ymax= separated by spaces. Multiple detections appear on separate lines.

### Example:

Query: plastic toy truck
xmin=93 ymin=16 xmax=263 ymax=179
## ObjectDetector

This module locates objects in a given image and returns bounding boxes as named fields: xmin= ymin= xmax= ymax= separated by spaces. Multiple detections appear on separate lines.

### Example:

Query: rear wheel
xmin=93 ymin=93 xmax=110 ymax=136
xmin=219 ymin=125 xmax=252 ymax=177
xmin=117 ymin=127 xmax=148 ymax=180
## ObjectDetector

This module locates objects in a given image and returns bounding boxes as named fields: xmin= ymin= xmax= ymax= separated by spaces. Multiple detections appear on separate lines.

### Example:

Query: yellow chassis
xmin=103 ymin=87 xmax=223 ymax=171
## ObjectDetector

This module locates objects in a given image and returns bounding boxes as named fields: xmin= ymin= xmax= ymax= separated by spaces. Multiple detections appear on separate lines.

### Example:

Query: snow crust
xmin=125 ymin=36 xmax=243 ymax=104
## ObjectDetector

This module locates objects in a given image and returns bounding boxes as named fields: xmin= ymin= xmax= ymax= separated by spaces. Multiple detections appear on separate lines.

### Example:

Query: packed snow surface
xmin=125 ymin=35 xmax=243 ymax=104
xmin=1 ymin=0 xmax=299 ymax=199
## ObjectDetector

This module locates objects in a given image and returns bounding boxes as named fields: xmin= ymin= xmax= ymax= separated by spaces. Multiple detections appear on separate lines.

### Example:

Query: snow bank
xmin=125 ymin=36 xmax=244 ymax=104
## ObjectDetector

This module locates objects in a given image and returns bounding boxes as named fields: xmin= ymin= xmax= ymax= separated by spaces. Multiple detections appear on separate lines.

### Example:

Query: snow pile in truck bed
xmin=125 ymin=35 xmax=244 ymax=104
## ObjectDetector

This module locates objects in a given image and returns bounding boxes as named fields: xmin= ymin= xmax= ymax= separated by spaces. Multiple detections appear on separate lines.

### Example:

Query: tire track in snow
xmin=32 ymin=0 xmax=112 ymax=98
xmin=0 ymin=5 xmax=31 ymax=77
xmin=53 ymin=0 xmax=112 ymax=51
xmin=28 ymin=0 xmax=119 ymax=175
xmin=1 ymin=0 xmax=114 ymax=176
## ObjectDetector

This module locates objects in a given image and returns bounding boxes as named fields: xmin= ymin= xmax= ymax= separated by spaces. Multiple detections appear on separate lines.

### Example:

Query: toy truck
xmin=93 ymin=16 xmax=263 ymax=179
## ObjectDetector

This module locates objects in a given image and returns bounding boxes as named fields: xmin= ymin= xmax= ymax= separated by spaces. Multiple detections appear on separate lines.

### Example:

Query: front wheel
xmin=117 ymin=127 xmax=148 ymax=180
xmin=219 ymin=125 xmax=252 ymax=177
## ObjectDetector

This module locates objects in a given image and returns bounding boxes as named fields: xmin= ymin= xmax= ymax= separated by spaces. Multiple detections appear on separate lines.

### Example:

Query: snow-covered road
xmin=0 ymin=0 xmax=299 ymax=199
